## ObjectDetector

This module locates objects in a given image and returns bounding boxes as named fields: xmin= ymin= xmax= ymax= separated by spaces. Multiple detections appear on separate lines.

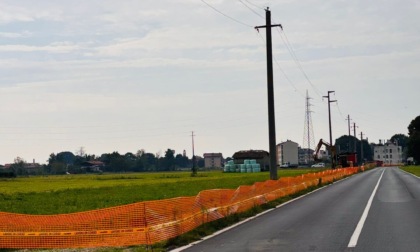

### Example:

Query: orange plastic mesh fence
xmin=0 ymin=167 xmax=361 ymax=248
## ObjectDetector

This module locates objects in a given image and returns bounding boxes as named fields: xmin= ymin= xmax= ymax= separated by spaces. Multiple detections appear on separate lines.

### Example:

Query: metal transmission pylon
xmin=302 ymin=90 xmax=315 ymax=165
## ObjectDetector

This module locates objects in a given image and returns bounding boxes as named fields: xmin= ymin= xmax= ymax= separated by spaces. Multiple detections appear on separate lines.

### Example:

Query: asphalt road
xmin=176 ymin=167 xmax=420 ymax=252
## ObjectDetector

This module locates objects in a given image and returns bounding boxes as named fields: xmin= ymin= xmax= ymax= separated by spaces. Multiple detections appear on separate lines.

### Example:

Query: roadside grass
xmin=400 ymin=165 xmax=420 ymax=176
xmin=0 ymin=169 xmax=319 ymax=214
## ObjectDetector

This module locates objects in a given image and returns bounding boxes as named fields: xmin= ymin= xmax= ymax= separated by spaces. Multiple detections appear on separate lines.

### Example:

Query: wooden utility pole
xmin=353 ymin=122 xmax=357 ymax=153
xmin=346 ymin=115 xmax=351 ymax=151
xmin=191 ymin=131 xmax=197 ymax=176
xmin=360 ymin=131 xmax=364 ymax=165
xmin=255 ymin=8 xmax=282 ymax=180
xmin=323 ymin=91 xmax=337 ymax=168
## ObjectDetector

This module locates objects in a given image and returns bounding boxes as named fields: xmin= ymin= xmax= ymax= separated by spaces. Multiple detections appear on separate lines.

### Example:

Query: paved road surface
xmin=177 ymin=167 xmax=420 ymax=252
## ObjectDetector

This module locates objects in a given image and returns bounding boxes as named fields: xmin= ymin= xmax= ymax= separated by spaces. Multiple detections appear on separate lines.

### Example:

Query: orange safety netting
xmin=0 ymin=167 xmax=363 ymax=248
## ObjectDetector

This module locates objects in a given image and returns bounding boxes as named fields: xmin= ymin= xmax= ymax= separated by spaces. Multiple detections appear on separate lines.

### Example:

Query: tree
xmin=390 ymin=133 xmax=409 ymax=160
xmin=390 ymin=134 xmax=409 ymax=149
xmin=407 ymin=115 xmax=420 ymax=162
xmin=136 ymin=149 xmax=145 ymax=157
xmin=50 ymin=162 xmax=66 ymax=175
xmin=56 ymin=151 xmax=76 ymax=165
xmin=141 ymin=153 xmax=157 ymax=171
xmin=47 ymin=152 xmax=76 ymax=174
xmin=10 ymin=157 xmax=27 ymax=176
xmin=163 ymin=149 xmax=176 ymax=171
xmin=197 ymin=157 xmax=205 ymax=168
xmin=175 ymin=154 xmax=189 ymax=169
xmin=360 ymin=139 xmax=373 ymax=162
xmin=124 ymin=152 xmax=137 ymax=171
xmin=105 ymin=152 xmax=129 ymax=172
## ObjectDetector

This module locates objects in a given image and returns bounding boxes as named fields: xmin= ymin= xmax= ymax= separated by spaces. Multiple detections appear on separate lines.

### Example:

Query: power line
xmin=273 ymin=55 xmax=306 ymax=98
xmin=275 ymin=26 xmax=324 ymax=98
xmin=201 ymin=0 xmax=253 ymax=28
xmin=238 ymin=0 xmax=264 ymax=18
xmin=243 ymin=0 xmax=266 ymax=10
xmin=257 ymin=32 xmax=305 ymax=98
xmin=335 ymin=101 xmax=345 ymax=119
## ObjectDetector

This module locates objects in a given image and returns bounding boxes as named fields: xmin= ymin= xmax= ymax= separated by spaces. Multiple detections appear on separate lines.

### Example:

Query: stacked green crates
xmin=223 ymin=160 xmax=235 ymax=172
xmin=224 ymin=159 xmax=261 ymax=173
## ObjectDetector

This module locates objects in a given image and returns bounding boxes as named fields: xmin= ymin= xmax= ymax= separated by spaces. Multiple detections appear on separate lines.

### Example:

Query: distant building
xmin=373 ymin=140 xmax=402 ymax=165
xmin=203 ymin=153 xmax=224 ymax=168
xmin=277 ymin=140 xmax=299 ymax=166
xmin=232 ymin=150 xmax=270 ymax=171
xmin=81 ymin=161 xmax=105 ymax=172
xmin=4 ymin=159 xmax=42 ymax=174
xmin=25 ymin=159 xmax=42 ymax=171
xmin=4 ymin=159 xmax=42 ymax=172
xmin=298 ymin=147 xmax=314 ymax=165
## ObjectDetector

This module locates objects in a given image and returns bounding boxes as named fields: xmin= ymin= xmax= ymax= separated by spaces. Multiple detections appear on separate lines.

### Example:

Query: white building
xmin=277 ymin=140 xmax=299 ymax=166
xmin=203 ymin=153 xmax=224 ymax=168
xmin=373 ymin=140 xmax=402 ymax=165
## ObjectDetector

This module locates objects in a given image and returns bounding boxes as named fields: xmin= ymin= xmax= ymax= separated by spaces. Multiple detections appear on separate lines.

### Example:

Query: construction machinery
xmin=313 ymin=139 xmax=337 ymax=168
xmin=313 ymin=139 xmax=357 ymax=168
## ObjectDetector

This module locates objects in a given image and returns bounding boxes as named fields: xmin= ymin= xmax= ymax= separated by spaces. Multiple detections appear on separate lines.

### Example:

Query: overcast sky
xmin=0 ymin=0 xmax=418 ymax=164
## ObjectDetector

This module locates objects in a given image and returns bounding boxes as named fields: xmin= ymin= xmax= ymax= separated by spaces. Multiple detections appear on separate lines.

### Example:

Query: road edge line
xmin=172 ymin=170 xmax=365 ymax=252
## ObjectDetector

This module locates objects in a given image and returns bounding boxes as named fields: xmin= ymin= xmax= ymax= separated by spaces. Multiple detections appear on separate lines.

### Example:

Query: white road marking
xmin=348 ymin=169 xmax=385 ymax=248
xmin=172 ymin=172 xmax=361 ymax=252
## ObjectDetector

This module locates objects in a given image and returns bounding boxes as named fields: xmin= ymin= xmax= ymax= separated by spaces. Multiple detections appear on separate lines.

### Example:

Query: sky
xmin=0 ymin=0 xmax=418 ymax=164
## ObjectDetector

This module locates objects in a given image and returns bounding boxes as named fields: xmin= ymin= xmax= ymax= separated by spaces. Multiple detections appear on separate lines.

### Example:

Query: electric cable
xmin=201 ymin=0 xmax=253 ymax=28
xmin=238 ymin=0 xmax=264 ymax=19
xmin=276 ymin=26 xmax=324 ymax=98
xmin=256 ymin=32 xmax=305 ymax=98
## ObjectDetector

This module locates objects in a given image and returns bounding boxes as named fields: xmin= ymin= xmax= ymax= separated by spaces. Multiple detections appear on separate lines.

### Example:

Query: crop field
xmin=400 ymin=165 xmax=420 ymax=176
xmin=0 ymin=169 xmax=318 ymax=215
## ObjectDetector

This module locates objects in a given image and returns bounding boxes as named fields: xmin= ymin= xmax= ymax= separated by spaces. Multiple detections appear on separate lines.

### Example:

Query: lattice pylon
xmin=302 ymin=90 xmax=315 ymax=164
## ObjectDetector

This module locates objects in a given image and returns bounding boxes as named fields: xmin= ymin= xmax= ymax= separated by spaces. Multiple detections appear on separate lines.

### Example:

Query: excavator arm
xmin=313 ymin=139 xmax=336 ymax=164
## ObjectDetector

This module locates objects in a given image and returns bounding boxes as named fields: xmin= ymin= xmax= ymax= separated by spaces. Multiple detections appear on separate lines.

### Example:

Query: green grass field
xmin=0 ymin=169 xmax=318 ymax=215
xmin=400 ymin=165 xmax=420 ymax=176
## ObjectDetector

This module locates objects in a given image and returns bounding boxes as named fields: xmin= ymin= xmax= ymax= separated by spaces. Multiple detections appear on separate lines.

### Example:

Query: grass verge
xmin=400 ymin=165 xmax=420 ymax=176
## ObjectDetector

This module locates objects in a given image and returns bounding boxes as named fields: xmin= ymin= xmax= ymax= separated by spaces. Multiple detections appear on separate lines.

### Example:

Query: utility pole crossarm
xmin=255 ymin=24 xmax=283 ymax=30
xmin=254 ymin=7 xmax=282 ymax=31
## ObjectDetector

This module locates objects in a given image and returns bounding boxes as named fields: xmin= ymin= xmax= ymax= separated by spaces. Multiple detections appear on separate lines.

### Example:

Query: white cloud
xmin=0 ymin=42 xmax=79 ymax=53
xmin=0 ymin=2 xmax=63 ymax=24
xmin=0 ymin=31 xmax=32 ymax=38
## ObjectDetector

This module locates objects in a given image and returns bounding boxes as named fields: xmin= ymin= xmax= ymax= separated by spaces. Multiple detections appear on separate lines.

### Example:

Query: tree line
xmin=5 ymin=149 xmax=205 ymax=176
